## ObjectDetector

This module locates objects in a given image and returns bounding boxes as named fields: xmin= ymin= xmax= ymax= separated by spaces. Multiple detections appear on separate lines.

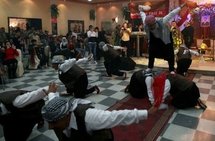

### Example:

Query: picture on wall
xmin=201 ymin=15 xmax=210 ymax=27
xmin=101 ymin=21 xmax=112 ymax=35
xmin=8 ymin=17 xmax=42 ymax=32
xmin=68 ymin=20 xmax=84 ymax=34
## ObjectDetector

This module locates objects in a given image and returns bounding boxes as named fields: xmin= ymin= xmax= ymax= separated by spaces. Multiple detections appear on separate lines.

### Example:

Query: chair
xmin=16 ymin=49 xmax=24 ymax=77
xmin=0 ymin=65 xmax=8 ymax=90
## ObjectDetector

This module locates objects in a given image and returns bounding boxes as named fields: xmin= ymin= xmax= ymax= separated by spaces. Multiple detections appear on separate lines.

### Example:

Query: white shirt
xmin=0 ymin=88 xmax=47 ymax=115
xmin=48 ymin=94 xmax=148 ymax=137
xmin=63 ymin=108 xmax=147 ymax=137
xmin=85 ymin=108 xmax=147 ymax=134
xmin=87 ymin=30 xmax=98 ymax=38
xmin=59 ymin=58 xmax=88 ymax=73
xmin=145 ymin=76 xmax=171 ymax=104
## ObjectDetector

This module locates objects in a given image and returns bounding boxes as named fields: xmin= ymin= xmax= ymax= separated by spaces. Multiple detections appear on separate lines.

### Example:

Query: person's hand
xmin=180 ymin=3 xmax=186 ymax=8
xmin=148 ymin=106 xmax=158 ymax=115
xmin=12 ymin=44 xmax=16 ymax=49
xmin=47 ymin=82 xmax=58 ymax=94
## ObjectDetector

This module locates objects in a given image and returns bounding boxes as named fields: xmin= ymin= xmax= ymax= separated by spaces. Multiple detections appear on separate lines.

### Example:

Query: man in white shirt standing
xmin=87 ymin=25 xmax=98 ymax=64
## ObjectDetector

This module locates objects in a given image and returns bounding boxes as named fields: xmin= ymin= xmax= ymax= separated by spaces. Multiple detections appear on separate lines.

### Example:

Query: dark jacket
xmin=59 ymin=64 xmax=86 ymax=92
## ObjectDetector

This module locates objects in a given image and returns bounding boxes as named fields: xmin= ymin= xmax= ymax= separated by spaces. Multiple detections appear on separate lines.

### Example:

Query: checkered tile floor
xmin=0 ymin=60 xmax=215 ymax=141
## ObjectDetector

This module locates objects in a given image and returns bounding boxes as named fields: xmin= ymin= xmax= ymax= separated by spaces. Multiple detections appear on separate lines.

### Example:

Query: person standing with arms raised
xmin=139 ymin=1 xmax=197 ymax=74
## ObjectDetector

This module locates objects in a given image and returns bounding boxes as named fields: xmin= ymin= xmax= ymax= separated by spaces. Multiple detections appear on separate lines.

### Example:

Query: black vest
xmin=167 ymin=74 xmax=193 ymax=94
xmin=103 ymin=46 xmax=120 ymax=61
xmin=0 ymin=90 xmax=45 ymax=120
xmin=128 ymin=70 xmax=148 ymax=98
xmin=59 ymin=64 xmax=86 ymax=91
xmin=177 ymin=47 xmax=191 ymax=61
xmin=167 ymin=74 xmax=200 ymax=108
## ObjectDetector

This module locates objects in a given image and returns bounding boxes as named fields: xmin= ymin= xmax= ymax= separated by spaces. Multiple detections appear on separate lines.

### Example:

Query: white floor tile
xmin=162 ymin=124 xmax=195 ymax=141
xmin=197 ymin=119 xmax=215 ymax=135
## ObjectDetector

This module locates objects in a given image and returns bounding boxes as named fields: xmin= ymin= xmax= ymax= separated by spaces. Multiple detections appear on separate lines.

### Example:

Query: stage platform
xmin=132 ymin=56 xmax=215 ymax=75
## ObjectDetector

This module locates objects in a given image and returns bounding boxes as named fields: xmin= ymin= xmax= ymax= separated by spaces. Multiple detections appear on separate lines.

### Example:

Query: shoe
xmin=37 ymin=120 xmax=44 ymax=129
xmin=87 ymin=53 xmax=93 ymax=61
xmin=94 ymin=61 xmax=97 ymax=65
xmin=170 ymin=71 xmax=176 ymax=75
xmin=145 ymin=68 xmax=152 ymax=72
xmin=123 ymin=72 xmax=127 ymax=80
xmin=94 ymin=86 xmax=100 ymax=94
xmin=102 ymin=74 xmax=112 ymax=77
xmin=124 ymin=85 xmax=130 ymax=93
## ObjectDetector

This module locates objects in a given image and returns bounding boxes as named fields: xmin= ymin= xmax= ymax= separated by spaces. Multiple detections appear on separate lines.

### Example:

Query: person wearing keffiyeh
xmin=41 ymin=87 xmax=157 ymax=141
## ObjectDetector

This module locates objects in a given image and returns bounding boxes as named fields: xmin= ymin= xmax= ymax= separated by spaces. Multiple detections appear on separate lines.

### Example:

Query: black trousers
xmin=176 ymin=58 xmax=192 ymax=76
xmin=104 ymin=57 xmax=124 ymax=77
xmin=148 ymin=43 xmax=175 ymax=72
xmin=148 ymin=33 xmax=175 ymax=72
xmin=3 ymin=59 xmax=18 ymax=79
xmin=73 ymin=73 xmax=96 ymax=98
xmin=121 ymin=40 xmax=132 ymax=57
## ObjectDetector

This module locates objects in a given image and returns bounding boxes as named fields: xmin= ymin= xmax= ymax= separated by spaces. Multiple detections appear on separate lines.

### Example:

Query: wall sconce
xmin=115 ymin=16 xmax=119 ymax=23
xmin=112 ymin=16 xmax=119 ymax=23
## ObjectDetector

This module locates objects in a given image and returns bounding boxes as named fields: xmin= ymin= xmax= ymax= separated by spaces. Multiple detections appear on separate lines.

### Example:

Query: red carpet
xmin=108 ymin=73 xmax=195 ymax=141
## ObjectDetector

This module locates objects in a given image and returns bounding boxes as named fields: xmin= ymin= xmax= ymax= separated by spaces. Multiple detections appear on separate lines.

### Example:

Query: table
xmin=131 ymin=31 xmax=146 ymax=57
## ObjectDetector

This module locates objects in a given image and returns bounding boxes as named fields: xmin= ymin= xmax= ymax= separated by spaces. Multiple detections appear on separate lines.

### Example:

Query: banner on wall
xmin=128 ymin=0 xmax=169 ymax=20
xmin=201 ymin=15 xmax=210 ymax=27
xmin=144 ymin=0 xmax=169 ymax=17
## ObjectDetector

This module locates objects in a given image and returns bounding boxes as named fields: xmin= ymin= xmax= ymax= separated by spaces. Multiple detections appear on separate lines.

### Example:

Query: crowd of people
xmin=0 ymin=1 xmax=207 ymax=141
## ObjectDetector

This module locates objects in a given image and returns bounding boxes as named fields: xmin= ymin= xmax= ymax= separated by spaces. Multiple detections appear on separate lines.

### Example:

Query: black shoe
xmin=102 ymin=74 xmax=112 ymax=77
xmin=123 ymin=72 xmax=127 ymax=80
xmin=37 ymin=120 xmax=44 ymax=129
xmin=124 ymin=85 xmax=129 ymax=93
xmin=94 ymin=85 xmax=100 ymax=94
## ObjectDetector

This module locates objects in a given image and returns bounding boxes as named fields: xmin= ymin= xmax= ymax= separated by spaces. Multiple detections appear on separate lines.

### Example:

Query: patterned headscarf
xmin=41 ymin=97 xmax=73 ymax=122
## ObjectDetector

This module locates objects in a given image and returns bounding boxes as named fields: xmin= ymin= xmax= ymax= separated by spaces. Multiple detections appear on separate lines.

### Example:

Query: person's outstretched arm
xmin=85 ymin=108 xmax=149 ymax=132
xmin=13 ymin=82 xmax=59 ymax=108
xmin=59 ymin=57 xmax=89 ymax=73
xmin=163 ymin=3 xmax=186 ymax=24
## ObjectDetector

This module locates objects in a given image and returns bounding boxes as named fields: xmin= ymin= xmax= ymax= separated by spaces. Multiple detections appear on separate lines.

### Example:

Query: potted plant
xmin=50 ymin=4 xmax=59 ymax=18
xmin=89 ymin=9 xmax=95 ymax=20
xmin=50 ymin=4 xmax=59 ymax=35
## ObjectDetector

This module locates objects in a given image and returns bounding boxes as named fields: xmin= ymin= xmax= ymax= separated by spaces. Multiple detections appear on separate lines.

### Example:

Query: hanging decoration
xmin=89 ymin=9 xmax=96 ymax=20
xmin=50 ymin=4 xmax=59 ymax=18
xmin=122 ymin=6 xmax=130 ymax=21
xmin=50 ymin=4 xmax=59 ymax=35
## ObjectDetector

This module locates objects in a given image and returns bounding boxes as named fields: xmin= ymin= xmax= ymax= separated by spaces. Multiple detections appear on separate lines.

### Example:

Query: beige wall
xmin=56 ymin=1 xmax=91 ymax=35
xmin=0 ymin=0 xmax=51 ymax=32
xmin=2 ymin=0 xmax=171 ymax=35
xmin=0 ymin=0 xmax=92 ymax=35
xmin=95 ymin=2 xmax=128 ymax=29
